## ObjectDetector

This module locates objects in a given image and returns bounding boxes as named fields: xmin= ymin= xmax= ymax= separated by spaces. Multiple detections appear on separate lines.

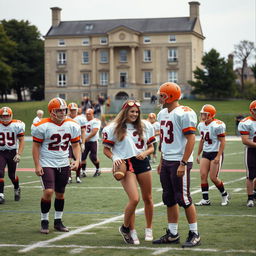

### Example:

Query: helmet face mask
xmin=200 ymin=104 xmax=216 ymax=122
xmin=68 ymin=103 xmax=78 ymax=118
xmin=0 ymin=107 xmax=13 ymax=124
xmin=48 ymin=98 xmax=68 ymax=122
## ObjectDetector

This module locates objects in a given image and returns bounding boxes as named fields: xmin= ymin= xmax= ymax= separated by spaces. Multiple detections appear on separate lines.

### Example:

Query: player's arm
xmin=13 ymin=135 xmax=25 ymax=163
xmin=177 ymin=133 xmax=195 ymax=177
xmin=71 ymin=141 xmax=81 ymax=171
xmin=196 ymin=138 xmax=204 ymax=164
xmin=85 ymin=128 xmax=99 ymax=142
xmin=80 ymin=127 xmax=86 ymax=152
xmin=240 ymin=135 xmax=256 ymax=148
xmin=136 ymin=143 xmax=154 ymax=160
xmin=214 ymin=136 xmax=226 ymax=164
xmin=32 ymin=141 xmax=44 ymax=176
xmin=103 ymin=146 xmax=123 ymax=166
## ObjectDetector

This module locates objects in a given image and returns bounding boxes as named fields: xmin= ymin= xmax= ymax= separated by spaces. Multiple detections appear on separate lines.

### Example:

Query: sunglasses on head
xmin=122 ymin=101 xmax=141 ymax=109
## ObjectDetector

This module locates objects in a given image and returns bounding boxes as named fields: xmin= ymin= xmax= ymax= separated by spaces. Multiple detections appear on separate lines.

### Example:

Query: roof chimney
xmin=189 ymin=2 xmax=200 ymax=19
xmin=51 ymin=7 xmax=62 ymax=27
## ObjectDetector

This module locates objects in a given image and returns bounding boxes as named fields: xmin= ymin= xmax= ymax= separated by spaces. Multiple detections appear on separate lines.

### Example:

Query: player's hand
xmin=13 ymin=154 xmax=21 ymax=163
xmin=136 ymin=152 xmax=146 ymax=160
xmin=81 ymin=144 xmax=85 ymax=153
xmin=177 ymin=165 xmax=185 ymax=177
xmin=196 ymin=156 xmax=200 ymax=164
xmin=112 ymin=155 xmax=123 ymax=167
xmin=70 ymin=160 xmax=79 ymax=171
xmin=35 ymin=166 xmax=44 ymax=176
xmin=213 ymin=157 xmax=220 ymax=165
xmin=157 ymin=163 xmax=162 ymax=174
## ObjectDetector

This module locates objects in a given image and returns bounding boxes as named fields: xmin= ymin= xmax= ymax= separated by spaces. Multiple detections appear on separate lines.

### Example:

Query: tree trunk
xmin=16 ymin=87 xmax=23 ymax=102
xmin=240 ymin=60 xmax=246 ymax=93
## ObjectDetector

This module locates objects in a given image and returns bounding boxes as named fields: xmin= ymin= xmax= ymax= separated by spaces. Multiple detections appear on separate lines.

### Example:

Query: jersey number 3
xmin=48 ymin=133 xmax=71 ymax=151
xmin=160 ymin=120 xmax=174 ymax=144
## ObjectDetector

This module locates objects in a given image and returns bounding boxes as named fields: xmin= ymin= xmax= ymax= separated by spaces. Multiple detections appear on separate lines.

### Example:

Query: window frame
xmin=100 ymin=72 xmax=109 ymax=86
xmin=57 ymin=73 xmax=67 ymax=87
xmin=143 ymin=50 xmax=151 ymax=62
xmin=82 ymin=72 xmax=90 ymax=86
xmin=82 ymin=51 xmax=89 ymax=64
xmin=144 ymin=71 xmax=152 ymax=84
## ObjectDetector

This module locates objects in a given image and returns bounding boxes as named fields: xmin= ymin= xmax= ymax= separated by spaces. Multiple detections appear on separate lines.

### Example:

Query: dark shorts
xmin=202 ymin=151 xmax=224 ymax=167
xmin=126 ymin=157 xmax=151 ymax=175
xmin=245 ymin=147 xmax=256 ymax=180
xmin=0 ymin=149 xmax=17 ymax=179
xmin=82 ymin=141 xmax=98 ymax=162
xmin=41 ymin=166 xmax=70 ymax=193
xmin=160 ymin=160 xmax=193 ymax=208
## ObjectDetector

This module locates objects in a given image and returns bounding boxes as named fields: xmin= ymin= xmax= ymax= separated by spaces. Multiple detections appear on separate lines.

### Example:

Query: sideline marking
xmin=19 ymin=176 xmax=246 ymax=253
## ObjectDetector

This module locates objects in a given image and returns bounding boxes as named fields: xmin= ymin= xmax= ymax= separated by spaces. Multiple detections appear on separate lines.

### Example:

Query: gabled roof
xmin=46 ymin=17 xmax=199 ymax=37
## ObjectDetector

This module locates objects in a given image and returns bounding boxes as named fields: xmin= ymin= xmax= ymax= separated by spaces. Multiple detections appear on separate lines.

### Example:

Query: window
xmin=58 ymin=93 xmax=66 ymax=100
xmin=168 ymin=71 xmax=178 ymax=83
xmin=169 ymin=35 xmax=176 ymax=43
xmin=168 ymin=48 xmax=178 ymax=62
xmin=119 ymin=50 xmax=128 ymax=62
xmin=144 ymin=71 xmax=152 ymax=84
xmin=143 ymin=50 xmax=151 ymax=62
xmin=82 ymin=38 xmax=90 ymax=45
xmin=143 ymin=36 xmax=151 ymax=44
xmin=100 ymin=50 xmax=108 ymax=63
xmin=57 ymin=51 xmax=66 ymax=65
xmin=58 ymin=39 xmax=65 ymax=46
xmin=120 ymin=72 xmax=127 ymax=88
xmin=82 ymin=51 xmax=89 ymax=64
xmin=100 ymin=37 xmax=108 ymax=45
xmin=58 ymin=73 xmax=67 ymax=87
xmin=85 ymin=24 xmax=93 ymax=31
xmin=144 ymin=92 xmax=151 ymax=99
xmin=100 ymin=72 xmax=108 ymax=86
xmin=82 ymin=73 xmax=90 ymax=86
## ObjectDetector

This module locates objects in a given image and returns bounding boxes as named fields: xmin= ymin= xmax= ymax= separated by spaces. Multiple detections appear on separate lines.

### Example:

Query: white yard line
xmin=5 ymin=180 xmax=40 ymax=188
xmin=19 ymin=176 xmax=246 ymax=253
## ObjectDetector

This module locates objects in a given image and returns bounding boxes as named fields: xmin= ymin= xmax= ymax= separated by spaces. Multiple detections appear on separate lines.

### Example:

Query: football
xmin=112 ymin=161 xmax=127 ymax=181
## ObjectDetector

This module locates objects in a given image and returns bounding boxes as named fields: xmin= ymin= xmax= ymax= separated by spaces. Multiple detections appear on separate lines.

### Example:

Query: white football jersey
xmin=197 ymin=119 xmax=226 ymax=152
xmin=31 ymin=118 xmax=81 ymax=168
xmin=157 ymin=106 xmax=197 ymax=161
xmin=238 ymin=116 xmax=256 ymax=143
xmin=152 ymin=121 xmax=160 ymax=142
xmin=102 ymin=119 xmax=155 ymax=159
xmin=32 ymin=116 xmax=41 ymax=124
xmin=0 ymin=120 xmax=25 ymax=150
xmin=85 ymin=118 xmax=101 ymax=142
xmin=73 ymin=115 xmax=87 ymax=129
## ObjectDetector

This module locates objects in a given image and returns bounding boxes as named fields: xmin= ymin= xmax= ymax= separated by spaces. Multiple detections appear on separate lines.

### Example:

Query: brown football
xmin=112 ymin=161 xmax=127 ymax=181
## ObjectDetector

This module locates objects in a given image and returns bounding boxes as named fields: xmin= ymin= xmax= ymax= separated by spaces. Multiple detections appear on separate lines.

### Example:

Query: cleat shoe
xmin=130 ymin=229 xmax=140 ymax=245
xmin=14 ymin=188 xmax=21 ymax=201
xmin=195 ymin=199 xmax=211 ymax=206
xmin=68 ymin=177 xmax=72 ymax=184
xmin=119 ymin=225 xmax=133 ymax=244
xmin=247 ymin=200 xmax=254 ymax=207
xmin=152 ymin=229 xmax=180 ymax=244
xmin=182 ymin=231 xmax=201 ymax=248
xmin=40 ymin=220 xmax=49 ymax=234
xmin=76 ymin=177 xmax=82 ymax=183
xmin=221 ymin=193 xmax=230 ymax=206
xmin=0 ymin=195 xmax=5 ymax=204
xmin=81 ymin=171 xmax=87 ymax=178
xmin=145 ymin=228 xmax=153 ymax=241
xmin=54 ymin=219 xmax=69 ymax=232
xmin=93 ymin=169 xmax=101 ymax=177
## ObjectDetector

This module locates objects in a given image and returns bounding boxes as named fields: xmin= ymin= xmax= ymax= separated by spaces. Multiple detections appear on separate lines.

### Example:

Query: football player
xmin=31 ymin=98 xmax=81 ymax=234
xmin=32 ymin=109 xmax=44 ymax=124
xmin=153 ymin=82 xmax=200 ymax=248
xmin=238 ymin=100 xmax=256 ymax=207
xmin=0 ymin=107 xmax=25 ymax=204
xmin=102 ymin=100 xmax=155 ymax=244
xmin=67 ymin=103 xmax=86 ymax=183
xmin=81 ymin=108 xmax=101 ymax=177
xmin=196 ymin=104 xmax=229 ymax=206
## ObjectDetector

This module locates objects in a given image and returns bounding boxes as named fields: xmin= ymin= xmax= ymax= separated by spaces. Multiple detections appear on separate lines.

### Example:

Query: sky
xmin=0 ymin=0 xmax=255 ymax=66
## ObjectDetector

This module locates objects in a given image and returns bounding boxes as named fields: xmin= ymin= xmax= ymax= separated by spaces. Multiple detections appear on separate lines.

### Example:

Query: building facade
xmin=44 ymin=1 xmax=204 ymax=102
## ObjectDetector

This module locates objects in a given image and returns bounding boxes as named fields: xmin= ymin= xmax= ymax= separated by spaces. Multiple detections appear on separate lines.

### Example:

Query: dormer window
xmin=85 ymin=24 xmax=93 ymax=31
xmin=169 ymin=35 xmax=176 ymax=43
xmin=143 ymin=36 xmax=151 ymax=44
xmin=100 ymin=37 xmax=108 ymax=45
xmin=82 ymin=38 xmax=90 ymax=45
xmin=58 ymin=39 xmax=65 ymax=46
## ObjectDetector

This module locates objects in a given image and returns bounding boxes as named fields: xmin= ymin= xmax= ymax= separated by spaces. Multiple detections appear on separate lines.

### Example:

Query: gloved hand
xmin=13 ymin=154 xmax=21 ymax=163
xmin=81 ymin=144 xmax=85 ymax=153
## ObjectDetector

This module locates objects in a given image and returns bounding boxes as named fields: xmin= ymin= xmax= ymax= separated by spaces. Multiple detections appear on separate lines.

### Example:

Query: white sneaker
xmin=68 ymin=177 xmax=72 ymax=184
xmin=145 ymin=228 xmax=153 ymax=241
xmin=76 ymin=177 xmax=81 ymax=183
xmin=247 ymin=200 xmax=254 ymax=207
xmin=221 ymin=193 xmax=230 ymax=206
xmin=130 ymin=229 xmax=140 ymax=245
xmin=195 ymin=199 xmax=211 ymax=206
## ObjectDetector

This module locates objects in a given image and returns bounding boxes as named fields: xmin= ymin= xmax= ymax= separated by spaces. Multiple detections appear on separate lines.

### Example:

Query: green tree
xmin=0 ymin=23 xmax=16 ymax=101
xmin=233 ymin=40 xmax=255 ymax=92
xmin=1 ymin=19 xmax=44 ymax=101
xmin=188 ymin=49 xmax=237 ymax=99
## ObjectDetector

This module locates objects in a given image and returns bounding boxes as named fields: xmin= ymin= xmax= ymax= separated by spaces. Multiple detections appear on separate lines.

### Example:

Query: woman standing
xmin=102 ymin=100 xmax=155 ymax=245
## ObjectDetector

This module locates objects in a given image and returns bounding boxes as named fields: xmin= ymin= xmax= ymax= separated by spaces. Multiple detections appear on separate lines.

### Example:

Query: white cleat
xmin=145 ymin=228 xmax=153 ymax=241
xmin=221 ymin=193 xmax=230 ymax=206
xmin=247 ymin=200 xmax=254 ymax=207
xmin=130 ymin=229 xmax=140 ymax=245
xmin=195 ymin=199 xmax=211 ymax=206
xmin=76 ymin=177 xmax=82 ymax=183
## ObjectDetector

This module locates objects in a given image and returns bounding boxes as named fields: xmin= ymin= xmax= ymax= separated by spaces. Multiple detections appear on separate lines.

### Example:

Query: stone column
xmin=109 ymin=47 xmax=114 ymax=84
xmin=92 ymin=48 xmax=97 ymax=85
xmin=131 ymin=46 xmax=136 ymax=84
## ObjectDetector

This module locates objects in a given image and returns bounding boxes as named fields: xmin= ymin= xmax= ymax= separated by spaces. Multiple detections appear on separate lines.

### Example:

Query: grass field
xmin=0 ymin=140 xmax=255 ymax=256
xmin=0 ymin=99 xmax=251 ymax=135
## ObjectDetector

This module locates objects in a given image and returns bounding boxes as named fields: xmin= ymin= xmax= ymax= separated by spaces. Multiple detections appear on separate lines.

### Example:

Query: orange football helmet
xmin=200 ymin=104 xmax=216 ymax=118
xmin=0 ymin=107 xmax=13 ymax=123
xmin=68 ymin=102 xmax=78 ymax=110
xmin=157 ymin=82 xmax=181 ymax=104
xmin=48 ymin=98 xmax=68 ymax=121
xmin=249 ymin=100 xmax=256 ymax=111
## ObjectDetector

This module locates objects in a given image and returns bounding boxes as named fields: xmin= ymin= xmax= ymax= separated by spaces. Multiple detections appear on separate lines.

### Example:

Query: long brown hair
xmin=113 ymin=100 xmax=144 ymax=141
